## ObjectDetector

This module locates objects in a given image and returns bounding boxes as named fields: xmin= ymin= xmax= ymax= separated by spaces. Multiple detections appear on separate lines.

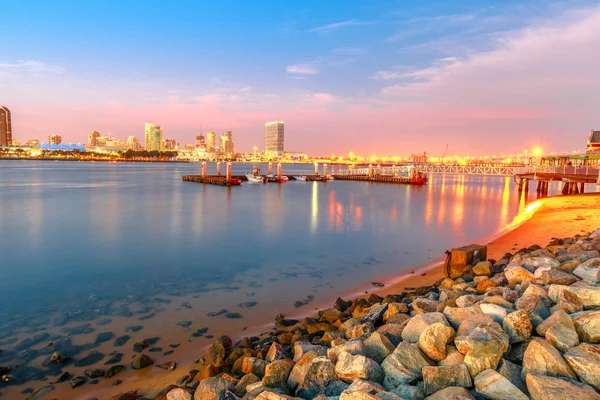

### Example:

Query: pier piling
xmin=314 ymin=163 xmax=319 ymax=175
xmin=268 ymin=162 xmax=273 ymax=175
xmin=202 ymin=161 xmax=207 ymax=177
xmin=226 ymin=162 xmax=232 ymax=181
xmin=217 ymin=162 xmax=222 ymax=176
xmin=277 ymin=163 xmax=282 ymax=178
xmin=323 ymin=163 xmax=328 ymax=179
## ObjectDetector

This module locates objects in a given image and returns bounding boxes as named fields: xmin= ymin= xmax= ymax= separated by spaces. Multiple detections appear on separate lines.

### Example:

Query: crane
xmin=441 ymin=144 xmax=449 ymax=164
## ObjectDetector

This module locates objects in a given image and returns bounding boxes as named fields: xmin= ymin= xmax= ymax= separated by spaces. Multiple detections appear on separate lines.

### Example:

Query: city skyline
xmin=2 ymin=1 xmax=600 ymax=155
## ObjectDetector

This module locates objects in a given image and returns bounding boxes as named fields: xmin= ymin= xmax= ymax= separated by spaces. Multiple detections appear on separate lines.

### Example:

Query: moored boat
xmin=245 ymin=173 xmax=265 ymax=184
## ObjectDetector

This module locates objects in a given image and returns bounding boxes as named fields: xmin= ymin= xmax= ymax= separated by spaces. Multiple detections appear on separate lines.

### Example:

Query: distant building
xmin=144 ymin=123 xmax=162 ymax=152
xmin=12 ymin=139 xmax=20 ymax=146
xmin=185 ymin=143 xmax=195 ymax=150
xmin=587 ymin=130 xmax=600 ymax=154
xmin=127 ymin=136 xmax=142 ymax=151
xmin=27 ymin=139 xmax=40 ymax=147
xmin=220 ymin=131 xmax=234 ymax=155
xmin=411 ymin=152 xmax=428 ymax=163
xmin=88 ymin=130 xmax=101 ymax=147
xmin=163 ymin=138 xmax=177 ymax=150
xmin=206 ymin=132 xmax=216 ymax=151
xmin=265 ymin=121 xmax=284 ymax=157
xmin=0 ymin=106 xmax=12 ymax=146
xmin=49 ymin=134 xmax=62 ymax=145
xmin=196 ymin=134 xmax=206 ymax=149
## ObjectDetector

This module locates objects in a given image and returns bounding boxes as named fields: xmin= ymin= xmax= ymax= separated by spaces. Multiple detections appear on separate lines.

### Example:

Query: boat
xmin=278 ymin=175 xmax=289 ymax=182
xmin=296 ymin=176 xmax=307 ymax=181
xmin=245 ymin=173 xmax=265 ymax=184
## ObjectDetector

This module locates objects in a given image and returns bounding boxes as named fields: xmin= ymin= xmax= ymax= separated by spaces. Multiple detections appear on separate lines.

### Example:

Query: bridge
xmin=336 ymin=163 xmax=524 ymax=177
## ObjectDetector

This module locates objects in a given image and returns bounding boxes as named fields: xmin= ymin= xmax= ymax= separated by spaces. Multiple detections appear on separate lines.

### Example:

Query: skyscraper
xmin=88 ymin=130 xmax=101 ymax=147
xmin=195 ymin=134 xmax=205 ymax=149
xmin=220 ymin=131 xmax=234 ymax=155
xmin=127 ymin=136 xmax=142 ymax=150
xmin=265 ymin=121 xmax=284 ymax=157
xmin=49 ymin=134 xmax=62 ymax=145
xmin=144 ymin=123 xmax=162 ymax=152
xmin=0 ymin=106 xmax=12 ymax=146
xmin=206 ymin=132 xmax=216 ymax=151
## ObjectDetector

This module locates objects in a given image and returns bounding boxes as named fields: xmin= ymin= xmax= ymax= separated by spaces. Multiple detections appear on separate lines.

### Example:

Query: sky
xmin=2 ymin=0 xmax=600 ymax=157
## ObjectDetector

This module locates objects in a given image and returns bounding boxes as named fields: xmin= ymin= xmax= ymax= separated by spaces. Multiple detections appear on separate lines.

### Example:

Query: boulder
xmin=536 ymin=310 xmax=575 ymax=336
xmin=346 ymin=322 xmax=375 ymax=340
xmin=335 ymin=352 xmax=384 ymax=383
xmin=422 ymin=365 xmax=472 ymax=395
xmin=444 ymin=306 xmax=484 ymax=329
xmin=292 ymin=342 xmax=326 ymax=362
xmin=242 ymin=357 xmax=270 ymax=378
xmin=295 ymin=356 xmax=336 ymax=398
xmin=412 ymin=298 xmax=443 ymax=313
xmin=503 ymin=309 xmax=532 ymax=344
xmin=266 ymin=342 xmax=287 ymax=363
xmin=166 ymin=388 xmax=192 ymax=400
xmin=473 ymin=261 xmax=492 ymax=275
xmin=571 ymin=310 xmax=600 ymax=343
xmin=418 ymin=322 xmax=455 ymax=361
xmin=131 ymin=354 xmax=153 ymax=370
xmin=390 ymin=384 xmax=425 ymax=400
xmin=327 ymin=339 xmax=365 ymax=364
xmin=464 ymin=341 xmax=505 ymax=378
xmin=454 ymin=322 xmax=508 ymax=356
xmin=438 ymin=346 xmax=465 ymax=366
xmin=556 ymin=289 xmax=584 ymax=314
xmin=194 ymin=377 xmax=234 ymax=400
xmin=474 ymin=369 xmax=528 ymax=400
xmin=455 ymin=295 xmax=481 ymax=308
xmin=497 ymin=359 xmax=528 ymax=395
xmin=262 ymin=359 xmax=294 ymax=388
xmin=515 ymin=294 xmax=550 ymax=327
xmin=564 ymin=343 xmax=600 ymax=391
xmin=522 ymin=338 xmax=577 ymax=380
xmin=401 ymin=312 xmax=450 ymax=343
xmin=364 ymin=332 xmax=395 ymax=363
xmin=424 ymin=386 xmax=475 ymax=400
xmin=541 ymin=270 xmax=579 ymax=285
xmin=362 ymin=304 xmax=388 ymax=324
xmin=287 ymin=351 xmax=319 ymax=390
xmin=380 ymin=340 xmax=430 ymax=390
xmin=476 ymin=279 xmax=499 ymax=295
xmin=504 ymin=266 xmax=535 ymax=286
xmin=548 ymin=285 xmax=600 ymax=309
xmin=572 ymin=258 xmax=600 ymax=283
xmin=457 ymin=314 xmax=495 ymax=336
xmin=525 ymin=374 xmax=600 ymax=400
xmin=235 ymin=374 xmax=261 ymax=397
xmin=383 ymin=303 xmax=409 ymax=322
xmin=546 ymin=324 xmax=579 ymax=353
xmin=479 ymin=303 xmax=508 ymax=324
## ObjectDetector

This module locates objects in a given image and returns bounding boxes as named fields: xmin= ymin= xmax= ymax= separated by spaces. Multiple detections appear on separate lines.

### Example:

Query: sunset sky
xmin=2 ymin=0 xmax=600 ymax=156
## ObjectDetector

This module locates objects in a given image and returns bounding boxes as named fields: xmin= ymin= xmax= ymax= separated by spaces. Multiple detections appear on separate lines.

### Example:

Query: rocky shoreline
xmin=60 ymin=226 xmax=600 ymax=400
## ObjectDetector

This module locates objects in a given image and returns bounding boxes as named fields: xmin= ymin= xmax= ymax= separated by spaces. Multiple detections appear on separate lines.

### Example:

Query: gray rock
xmin=242 ymin=357 xmax=269 ymax=378
xmin=402 ymin=312 xmax=450 ymax=342
xmin=380 ymin=340 xmax=430 ymax=390
xmin=292 ymin=342 xmax=326 ymax=362
xmin=536 ymin=310 xmax=575 ymax=336
xmin=194 ymin=377 xmax=234 ymax=400
xmin=522 ymin=338 xmax=577 ymax=380
xmin=424 ymin=386 xmax=475 ymax=400
xmin=444 ymin=306 xmax=484 ymax=329
xmin=390 ymin=384 xmax=425 ymax=400
xmin=474 ymin=369 xmax=528 ymax=400
xmin=327 ymin=339 xmax=365 ymax=364
xmin=422 ymin=365 xmax=472 ymax=395
xmin=549 ymin=284 xmax=600 ymax=309
xmin=364 ymin=331 xmax=395 ymax=364
xmin=572 ymin=258 xmax=600 ymax=283
xmin=335 ymin=352 xmax=384 ymax=383
xmin=346 ymin=322 xmax=375 ymax=340
xmin=515 ymin=294 xmax=550 ymax=327
xmin=546 ymin=323 xmax=579 ymax=352
xmin=564 ymin=343 xmax=600 ymax=391
xmin=235 ymin=374 xmax=261 ymax=397
xmin=571 ymin=310 xmax=600 ymax=343
xmin=525 ymin=374 xmax=600 ymax=400
xmin=362 ymin=304 xmax=388 ymax=324
xmin=497 ymin=359 xmax=527 ymax=395
xmin=295 ymin=356 xmax=336 ymax=398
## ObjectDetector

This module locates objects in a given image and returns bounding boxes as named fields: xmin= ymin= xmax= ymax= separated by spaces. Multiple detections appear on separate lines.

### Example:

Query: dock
xmin=332 ymin=174 xmax=427 ymax=185
xmin=515 ymin=165 xmax=599 ymax=194
xmin=182 ymin=175 xmax=241 ymax=186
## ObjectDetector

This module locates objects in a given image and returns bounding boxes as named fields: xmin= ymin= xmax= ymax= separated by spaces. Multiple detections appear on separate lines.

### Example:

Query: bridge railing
xmin=519 ymin=165 xmax=600 ymax=176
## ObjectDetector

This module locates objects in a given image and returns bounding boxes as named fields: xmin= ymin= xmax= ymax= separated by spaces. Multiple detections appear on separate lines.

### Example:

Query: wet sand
xmin=4 ymin=193 xmax=600 ymax=400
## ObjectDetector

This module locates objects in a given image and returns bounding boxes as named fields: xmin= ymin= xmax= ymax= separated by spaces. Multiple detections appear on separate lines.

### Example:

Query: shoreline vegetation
xmin=2 ymin=194 xmax=600 ymax=400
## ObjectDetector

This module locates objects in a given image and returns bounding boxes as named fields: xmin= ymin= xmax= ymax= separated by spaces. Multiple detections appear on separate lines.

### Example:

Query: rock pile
xmin=127 ymin=228 xmax=600 ymax=399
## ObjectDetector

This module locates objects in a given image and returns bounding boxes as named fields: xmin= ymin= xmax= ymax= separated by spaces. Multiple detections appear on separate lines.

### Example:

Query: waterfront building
xmin=196 ymin=134 xmax=206 ymax=149
xmin=88 ymin=130 xmax=101 ymax=147
xmin=587 ymin=130 xmax=600 ymax=154
xmin=49 ymin=134 xmax=62 ymax=145
xmin=206 ymin=131 xmax=216 ymax=151
xmin=127 ymin=136 xmax=142 ymax=151
xmin=144 ymin=123 xmax=162 ymax=152
xmin=163 ymin=138 xmax=177 ymax=150
xmin=185 ymin=143 xmax=195 ymax=150
xmin=12 ymin=139 xmax=20 ymax=146
xmin=220 ymin=131 xmax=234 ymax=155
xmin=0 ymin=106 xmax=12 ymax=146
xmin=265 ymin=121 xmax=284 ymax=157
xmin=26 ymin=139 xmax=40 ymax=147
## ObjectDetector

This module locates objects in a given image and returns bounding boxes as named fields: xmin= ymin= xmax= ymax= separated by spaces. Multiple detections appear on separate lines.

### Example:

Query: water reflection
xmin=310 ymin=182 xmax=318 ymax=233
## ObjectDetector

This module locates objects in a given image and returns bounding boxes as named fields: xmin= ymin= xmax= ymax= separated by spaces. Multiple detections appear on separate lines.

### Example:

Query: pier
xmin=515 ymin=165 xmax=600 ymax=195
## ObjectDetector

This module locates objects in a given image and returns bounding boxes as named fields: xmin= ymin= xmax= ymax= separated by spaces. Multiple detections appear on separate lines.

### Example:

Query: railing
xmin=338 ymin=164 xmax=522 ymax=176
xmin=518 ymin=165 xmax=600 ymax=176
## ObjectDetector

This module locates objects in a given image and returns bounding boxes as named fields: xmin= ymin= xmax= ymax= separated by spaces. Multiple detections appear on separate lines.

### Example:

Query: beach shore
xmin=7 ymin=192 xmax=600 ymax=400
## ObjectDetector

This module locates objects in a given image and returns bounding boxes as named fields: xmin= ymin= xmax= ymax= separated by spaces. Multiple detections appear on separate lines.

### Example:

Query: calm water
xmin=0 ymin=160 xmax=589 ymax=394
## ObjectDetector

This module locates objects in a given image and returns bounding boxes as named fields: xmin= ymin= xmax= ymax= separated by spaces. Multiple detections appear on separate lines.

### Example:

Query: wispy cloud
xmin=306 ymin=19 xmax=375 ymax=34
xmin=286 ymin=63 xmax=319 ymax=75
xmin=0 ymin=60 xmax=65 ymax=75
xmin=332 ymin=47 xmax=368 ymax=56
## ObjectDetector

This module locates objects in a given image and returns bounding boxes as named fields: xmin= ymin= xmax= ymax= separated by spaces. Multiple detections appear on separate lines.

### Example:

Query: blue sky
xmin=2 ymin=0 xmax=600 ymax=155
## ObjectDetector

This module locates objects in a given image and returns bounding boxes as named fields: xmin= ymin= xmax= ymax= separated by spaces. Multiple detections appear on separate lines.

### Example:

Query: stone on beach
xmin=564 ymin=343 xmax=600 ymax=391
xmin=422 ymin=365 xmax=472 ymax=395
xmin=474 ymin=368 xmax=528 ymax=400
xmin=525 ymin=374 xmax=600 ymax=400
xmin=401 ymin=312 xmax=450 ymax=342
xmin=194 ymin=377 xmax=234 ymax=400
xmin=334 ymin=351 xmax=384 ymax=383
xmin=571 ymin=310 xmax=600 ymax=343
xmin=418 ymin=322 xmax=455 ymax=361
xmin=522 ymin=338 xmax=577 ymax=380
xmin=380 ymin=340 xmax=430 ymax=390
xmin=503 ymin=309 xmax=532 ymax=344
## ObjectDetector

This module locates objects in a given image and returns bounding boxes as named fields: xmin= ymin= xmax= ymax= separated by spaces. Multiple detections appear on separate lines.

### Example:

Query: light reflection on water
xmin=0 ymin=160 xmax=594 ymax=352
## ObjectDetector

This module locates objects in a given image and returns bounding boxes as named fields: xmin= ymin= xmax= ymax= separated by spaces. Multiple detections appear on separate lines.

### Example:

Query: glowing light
xmin=533 ymin=147 xmax=542 ymax=156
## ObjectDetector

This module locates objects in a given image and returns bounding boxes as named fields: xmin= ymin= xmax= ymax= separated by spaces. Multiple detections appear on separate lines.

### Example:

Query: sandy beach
xmin=6 ymin=192 xmax=600 ymax=400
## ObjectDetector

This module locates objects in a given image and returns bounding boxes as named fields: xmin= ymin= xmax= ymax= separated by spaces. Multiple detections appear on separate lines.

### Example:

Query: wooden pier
xmin=182 ymin=175 xmax=241 ymax=186
xmin=332 ymin=174 xmax=427 ymax=185
xmin=515 ymin=166 xmax=599 ymax=195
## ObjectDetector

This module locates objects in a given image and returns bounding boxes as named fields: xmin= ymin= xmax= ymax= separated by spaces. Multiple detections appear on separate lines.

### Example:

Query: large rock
xmin=504 ymin=266 xmax=535 ymax=286
xmin=131 ymin=354 xmax=153 ymax=369
xmin=194 ymin=377 xmax=234 ymax=400
xmin=503 ymin=309 xmax=532 ymax=344
xmin=401 ymin=312 xmax=450 ymax=343
xmin=479 ymin=303 xmax=508 ymax=324
xmin=522 ymin=338 xmax=577 ymax=380
xmin=454 ymin=321 xmax=508 ymax=356
xmin=424 ymin=386 xmax=475 ymax=400
xmin=497 ymin=359 xmax=528 ymax=395
xmin=235 ymin=374 xmax=261 ymax=397
xmin=525 ymin=374 xmax=600 ymax=400
xmin=266 ymin=342 xmax=287 ymax=363
xmin=383 ymin=303 xmax=409 ymax=322
xmin=390 ymin=384 xmax=425 ymax=400
xmin=444 ymin=306 xmax=484 ymax=329
xmin=546 ymin=324 xmax=579 ymax=352
xmin=536 ymin=310 xmax=575 ymax=336
xmin=464 ymin=342 xmax=505 ymax=378
xmin=242 ymin=357 xmax=270 ymax=378
xmin=422 ymin=365 xmax=472 ymax=395
xmin=166 ymin=388 xmax=192 ymax=400
xmin=515 ymin=294 xmax=550 ymax=327
xmin=293 ymin=342 xmax=326 ymax=362
xmin=346 ymin=322 xmax=375 ymax=340
xmin=572 ymin=258 xmax=600 ymax=283
xmin=380 ymin=340 xmax=430 ymax=390
xmin=571 ymin=310 xmax=600 ymax=343
xmin=418 ymin=322 xmax=455 ymax=361
xmin=262 ymin=359 xmax=294 ymax=388
xmin=564 ymin=343 xmax=600 ymax=391
xmin=295 ymin=356 xmax=336 ymax=398
xmin=474 ymin=369 xmax=528 ymax=400
xmin=364 ymin=332 xmax=395 ymax=363
xmin=327 ymin=339 xmax=365 ymax=363
xmin=335 ymin=352 xmax=384 ymax=383
xmin=542 ymin=270 xmax=580 ymax=285
xmin=287 ymin=351 xmax=319 ymax=390
xmin=362 ymin=304 xmax=388 ymax=324
xmin=549 ymin=285 xmax=600 ymax=309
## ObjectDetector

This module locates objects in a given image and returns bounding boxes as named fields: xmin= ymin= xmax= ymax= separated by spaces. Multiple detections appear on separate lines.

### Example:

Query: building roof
xmin=589 ymin=130 xmax=600 ymax=143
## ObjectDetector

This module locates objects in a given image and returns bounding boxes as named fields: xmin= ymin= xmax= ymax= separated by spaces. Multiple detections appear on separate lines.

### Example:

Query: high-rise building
xmin=206 ymin=132 xmax=216 ymax=151
xmin=0 ymin=106 xmax=12 ymax=146
xmin=220 ymin=131 xmax=234 ymax=155
xmin=88 ymin=130 xmax=101 ymax=147
xmin=195 ymin=134 xmax=205 ymax=149
xmin=49 ymin=134 xmax=62 ymax=145
xmin=144 ymin=123 xmax=162 ymax=152
xmin=127 ymin=136 xmax=142 ymax=151
xmin=265 ymin=121 xmax=284 ymax=157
